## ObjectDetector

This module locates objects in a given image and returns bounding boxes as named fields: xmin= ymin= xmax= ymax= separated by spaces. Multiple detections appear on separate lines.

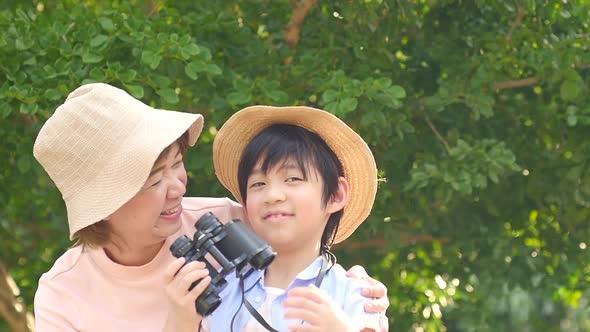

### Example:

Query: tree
xmin=1 ymin=1 xmax=589 ymax=330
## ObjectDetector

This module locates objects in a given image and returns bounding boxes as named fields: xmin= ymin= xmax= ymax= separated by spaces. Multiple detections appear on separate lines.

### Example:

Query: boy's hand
xmin=346 ymin=265 xmax=389 ymax=332
xmin=163 ymin=258 xmax=211 ymax=332
xmin=283 ymin=285 xmax=354 ymax=332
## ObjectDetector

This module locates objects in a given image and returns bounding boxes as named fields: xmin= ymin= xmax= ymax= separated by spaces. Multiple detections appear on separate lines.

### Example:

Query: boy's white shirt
xmin=201 ymin=256 xmax=380 ymax=332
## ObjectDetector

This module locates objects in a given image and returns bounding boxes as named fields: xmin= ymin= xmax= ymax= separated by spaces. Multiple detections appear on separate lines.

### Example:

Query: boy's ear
xmin=327 ymin=176 xmax=349 ymax=213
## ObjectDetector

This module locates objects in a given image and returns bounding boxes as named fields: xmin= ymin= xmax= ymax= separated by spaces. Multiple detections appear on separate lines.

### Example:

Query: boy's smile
xmin=263 ymin=210 xmax=295 ymax=222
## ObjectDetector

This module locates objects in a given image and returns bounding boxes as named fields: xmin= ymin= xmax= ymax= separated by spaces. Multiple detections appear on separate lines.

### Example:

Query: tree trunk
xmin=0 ymin=261 xmax=35 ymax=332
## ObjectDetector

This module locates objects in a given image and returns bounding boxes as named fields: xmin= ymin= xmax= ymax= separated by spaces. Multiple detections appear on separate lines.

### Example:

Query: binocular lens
xmin=197 ymin=288 xmax=222 ymax=316
xmin=195 ymin=212 xmax=221 ymax=233
xmin=250 ymin=248 xmax=276 ymax=270
xmin=170 ymin=235 xmax=193 ymax=258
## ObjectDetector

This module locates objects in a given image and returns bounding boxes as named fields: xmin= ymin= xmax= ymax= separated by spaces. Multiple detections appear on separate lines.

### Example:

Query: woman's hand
xmin=162 ymin=257 xmax=211 ymax=332
xmin=346 ymin=265 xmax=390 ymax=332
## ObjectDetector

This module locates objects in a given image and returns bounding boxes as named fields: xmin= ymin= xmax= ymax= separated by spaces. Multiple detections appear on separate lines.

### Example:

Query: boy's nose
xmin=264 ymin=186 xmax=286 ymax=204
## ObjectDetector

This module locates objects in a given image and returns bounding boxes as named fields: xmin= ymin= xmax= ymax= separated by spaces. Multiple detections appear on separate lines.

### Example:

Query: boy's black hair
xmin=237 ymin=124 xmax=344 ymax=250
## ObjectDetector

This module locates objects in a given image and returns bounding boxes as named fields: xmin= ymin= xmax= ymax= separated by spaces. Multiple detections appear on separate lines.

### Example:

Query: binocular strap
xmin=240 ymin=253 xmax=332 ymax=332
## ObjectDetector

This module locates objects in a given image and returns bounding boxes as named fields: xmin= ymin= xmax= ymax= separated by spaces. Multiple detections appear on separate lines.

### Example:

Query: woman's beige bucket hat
xmin=213 ymin=105 xmax=377 ymax=244
xmin=33 ymin=83 xmax=204 ymax=239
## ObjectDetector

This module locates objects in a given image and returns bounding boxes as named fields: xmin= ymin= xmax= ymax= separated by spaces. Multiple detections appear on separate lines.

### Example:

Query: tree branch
xmin=423 ymin=112 xmax=451 ymax=152
xmin=0 ymin=262 xmax=35 ymax=332
xmin=337 ymin=234 xmax=450 ymax=249
xmin=505 ymin=7 xmax=525 ymax=45
xmin=494 ymin=77 xmax=541 ymax=90
xmin=145 ymin=0 xmax=161 ymax=17
xmin=284 ymin=0 xmax=318 ymax=49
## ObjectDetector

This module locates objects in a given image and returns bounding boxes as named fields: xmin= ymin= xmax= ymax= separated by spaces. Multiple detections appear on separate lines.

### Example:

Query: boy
xmin=204 ymin=105 xmax=382 ymax=331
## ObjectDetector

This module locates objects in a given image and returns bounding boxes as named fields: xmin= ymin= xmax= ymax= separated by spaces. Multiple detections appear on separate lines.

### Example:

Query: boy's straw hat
xmin=213 ymin=105 xmax=377 ymax=244
xmin=33 ymin=83 xmax=204 ymax=239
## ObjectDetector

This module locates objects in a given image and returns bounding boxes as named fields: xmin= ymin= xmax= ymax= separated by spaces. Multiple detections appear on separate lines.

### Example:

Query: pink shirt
xmin=34 ymin=197 xmax=244 ymax=332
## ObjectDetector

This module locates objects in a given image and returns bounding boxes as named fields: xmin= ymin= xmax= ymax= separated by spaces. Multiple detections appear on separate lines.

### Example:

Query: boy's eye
xmin=173 ymin=160 xmax=184 ymax=167
xmin=286 ymin=177 xmax=303 ymax=182
xmin=249 ymin=182 xmax=265 ymax=189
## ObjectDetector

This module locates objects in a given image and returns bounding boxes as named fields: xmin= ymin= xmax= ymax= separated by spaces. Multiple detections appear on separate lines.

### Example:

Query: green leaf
xmin=488 ymin=171 xmax=499 ymax=184
xmin=23 ymin=56 xmax=36 ymax=66
xmin=184 ymin=43 xmax=201 ymax=56
xmin=17 ymin=155 xmax=31 ymax=174
xmin=15 ymin=38 xmax=27 ymax=51
xmin=82 ymin=52 xmax=103 ymax=64
xmin=157 ymin=88 xmax=179 ymax=104
xmin=206 ymin=64 xmax=222 ymax=76
xmin=43 ymin=89 xmax=62 ymax=101
xmin=125 ymin=85 xmax=144 ymax=99
xmin=265 ymin=89 xmax=288 ymax=102
xmin=184 ymin=63 xmax=199 ymax=80
xmin=0 ymin=101 xmax=11 ymax=118
xmin=19 ymin=103 xmax=38 ymax=114
xmin=152 ymin=75 xmax=172 ymax=87
xmin=227 ymin=91 xmax=252 ymax=105
xmin=337 ymin=97 xmax=358 ymax=115
xmin=118 ymin=69 xmax=137 ymax=81
xmin=388 ymin=85 xmax=406 ymax=99
xmin=560 ymin=80 xmax=580 ymax=101
xmin=89 ymin=67 xmax=106 ymax=81
xmin=321 ymin=89 xmax=339 ymax=104
xmin=567 ymin=114 xmax=577 ymax=126
xmin=90 ymin=34 xmax=109 ymax=47
xmin=98 ymin=17 xmax=116 ymax=32
xmin=374 ymin=77 xmax=392 ymax=88
xmin=141 ymin=50 xmax=161 ymax=69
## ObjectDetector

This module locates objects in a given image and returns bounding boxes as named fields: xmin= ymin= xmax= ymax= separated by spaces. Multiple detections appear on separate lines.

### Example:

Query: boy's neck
xmin=263 ymin=243 xmax=321 ymax=289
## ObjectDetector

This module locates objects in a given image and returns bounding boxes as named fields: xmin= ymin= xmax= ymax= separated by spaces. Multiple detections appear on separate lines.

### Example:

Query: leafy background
xmin=1 ymin=0 xmax=589 ymax=331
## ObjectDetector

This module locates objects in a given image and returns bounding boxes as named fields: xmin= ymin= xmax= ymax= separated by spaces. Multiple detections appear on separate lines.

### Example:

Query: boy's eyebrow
xmin=253 ymin=162 xmax=301 ymax=175
xmin=249 ymin=168 xmax=265 ymax=177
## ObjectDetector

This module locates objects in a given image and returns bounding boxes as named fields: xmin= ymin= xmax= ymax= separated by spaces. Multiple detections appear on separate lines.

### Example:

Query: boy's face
xmin=244 ymin=157 xmax=344 ymax=254
xmin=105 ymin=143 xmax=187 ymax=246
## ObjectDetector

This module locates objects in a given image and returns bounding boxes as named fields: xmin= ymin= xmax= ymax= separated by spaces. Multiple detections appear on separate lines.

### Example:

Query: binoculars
xmin=170 ymin=212 xmax=276 ymax=316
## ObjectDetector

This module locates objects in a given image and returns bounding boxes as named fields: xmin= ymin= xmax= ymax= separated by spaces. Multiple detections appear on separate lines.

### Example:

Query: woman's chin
xmin=153 ymin=219 xmax=182 ymax=238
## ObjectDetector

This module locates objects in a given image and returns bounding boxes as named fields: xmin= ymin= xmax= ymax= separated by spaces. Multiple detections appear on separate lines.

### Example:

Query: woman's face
xmin=105 ymin=143 xmax=187 ymax=246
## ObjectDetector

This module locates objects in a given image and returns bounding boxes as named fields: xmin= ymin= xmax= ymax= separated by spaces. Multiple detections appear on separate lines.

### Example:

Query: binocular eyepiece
xmin=170 ymin=212 xmax=276 ymax=316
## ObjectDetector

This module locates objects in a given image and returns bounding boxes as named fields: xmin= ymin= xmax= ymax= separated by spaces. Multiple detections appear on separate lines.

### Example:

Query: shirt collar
xmin=242 ymin=255 xmax=325 ymax=290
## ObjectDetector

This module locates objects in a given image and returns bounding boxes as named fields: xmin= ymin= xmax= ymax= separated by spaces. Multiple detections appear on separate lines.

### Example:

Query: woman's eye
xmin=286 ymin=177 xmax=302 ymax=182
xmin=151 ymin=180 xmax=162 ymax=187
xmin=173 ymin=160 xmax=184 ymax=167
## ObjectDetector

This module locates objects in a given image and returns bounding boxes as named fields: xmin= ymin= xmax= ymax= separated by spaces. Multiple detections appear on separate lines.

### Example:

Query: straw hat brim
xmin=65 ymin=110 xmax=203 ymax=238
xmin=213 ymin=105 xmax=377 ymax=244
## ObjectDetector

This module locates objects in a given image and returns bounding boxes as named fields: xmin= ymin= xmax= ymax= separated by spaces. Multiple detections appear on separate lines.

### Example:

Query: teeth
xmin=161 ymin=207 xmax=179 ymax=215
xmin=267 ymin=213 xmax=287 ymax=218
